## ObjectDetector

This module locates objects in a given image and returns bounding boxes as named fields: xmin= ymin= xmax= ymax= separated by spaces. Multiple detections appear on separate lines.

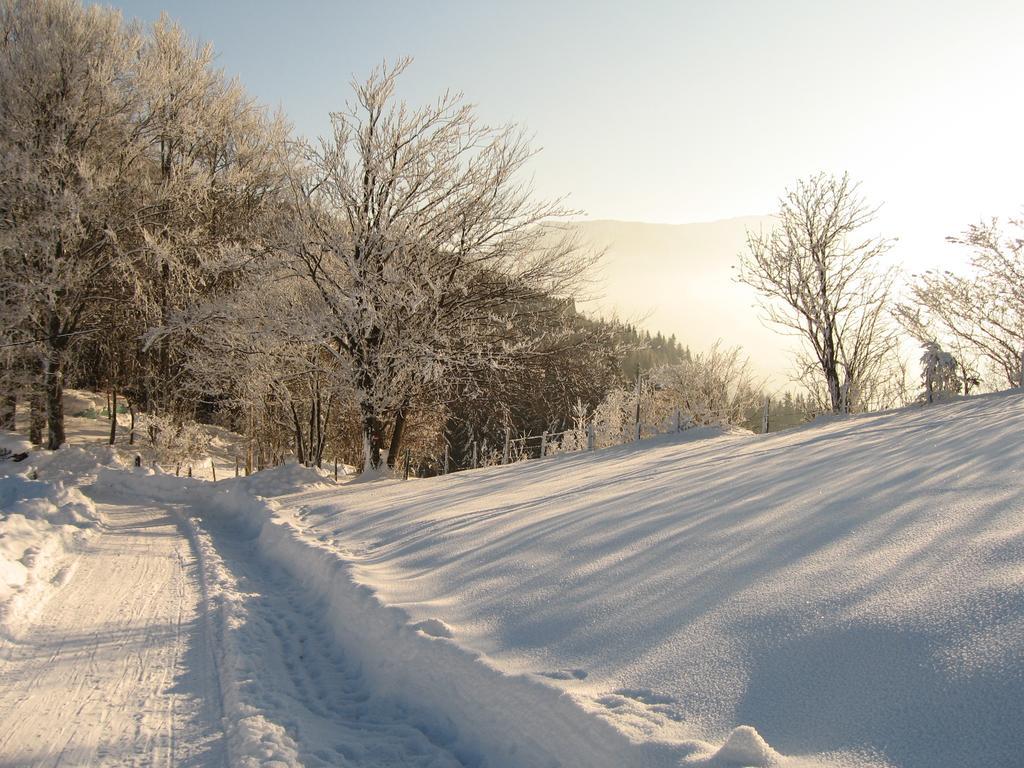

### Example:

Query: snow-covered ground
xmin=0 ymin=428 xmax=114 ymax=638
xmin=255 ymin=392 xmax=1024 ymax=768
xmin=0 ymin=486 xmax=223 ymax=766
xmin=1 ymin=391 xmax=1022 ymax=767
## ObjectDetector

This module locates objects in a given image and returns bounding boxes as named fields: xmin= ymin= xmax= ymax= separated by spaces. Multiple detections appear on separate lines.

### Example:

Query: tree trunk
xmin=0 ymin=355 xmax=16 ymax=431
xmin=29 ymin=384 xmax=45 ymax=446
xmin=308 ymin=393 xmax=317 ymax=467
xmin=361 ymin=409 xmax=385 ymax=470
xmin=823 ymin=359 xmax=842 ymax=413
xmin=109 ymin=388 xmax=118 ymax=445
xmin=290 ymin=403 xmax=306 ymax=465
xmin=159 ymin=262 xmax=171 ymax=412
xmin=44 ymin=343 xmax=65 ymax=450
xmin=41 ymin=308 xmax=67 ymax=450
xmin=315 ymin=395 xmax=333 ymax=469
xmin=0 ymin=393 xmax=15 ymax=431
xmin=386 ymin=405 xmax=408 ymax=469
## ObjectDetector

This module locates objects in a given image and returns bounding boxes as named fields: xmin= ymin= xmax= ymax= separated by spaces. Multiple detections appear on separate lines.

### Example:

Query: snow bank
xmin=88 ymin=466 xmax=304 ymax=766
xmin=0 ymin=436 xmax=129 ymax=637
xmin=193 ymin=473 xmax=701 ymax=768
xmin=65 ymin=392 xmax=1024 ymax=767
xmin=0 ymin=432 xmax=31 ymax=456
xmin=271 ymin=392 xmax=1024 ymax=768
xmin=0 ymin=472 xmax=104 ymax=637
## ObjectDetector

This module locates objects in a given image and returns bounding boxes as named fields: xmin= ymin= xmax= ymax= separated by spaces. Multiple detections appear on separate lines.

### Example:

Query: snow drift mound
xmin=186 ymin=469 xmax=700 ymax=768
xmin=0 ymin=437 xmax=126 ymax=637
xmin=278 ymin=391 xmax=1024 ymax=768
xmin=0 ymin=471 xmax=104 ymax=637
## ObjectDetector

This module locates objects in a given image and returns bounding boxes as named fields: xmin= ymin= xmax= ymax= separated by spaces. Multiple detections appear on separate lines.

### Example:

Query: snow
xmin=1 ymin=397 xmax=138 ymax=638
xmin=185 ymin=500 xmax=464 ymax=768
xmin=249 ymin=392 xmax=1024 ymax=768
xmin=93 ymin=464 xmax=470 ymax=767
xmin=0 ymin=462 xmax=106 ymax=638
xmin=2 ymin=390 xmax=1022 ymax=767
xmin=700 ymin=725 xmax=782 ymax=767
xmin=7 ymin=389 xmax=273 ymax=483
xmin=0 ymin=490 xmax=223 ymax=766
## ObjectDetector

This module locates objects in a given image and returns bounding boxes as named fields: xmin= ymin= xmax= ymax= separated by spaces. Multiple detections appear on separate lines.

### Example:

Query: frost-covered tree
xmin=437 ymin=303 xmax=622 ymax=470
xmin=592 ymin=385 xmax=638 ymax=448
xmin=0 ymin=0 xmax=150 ymax=448
xmin=0 ymin=1 xmax=288 ymax=449
xmin=551 ymin=399 xmax=591 ymax=453
xmin=892 ymin=303 xmax=980 ymax=396
xmin=652 ymin=342 xmax=762 ymax=427
xmin=160 ymin=260 xmax=348 ymax=469
xmin=739 ymin=173 xmax=897 ymax=413
xmin=139 ymin=412 xmax=209 ymax=472
xmin=132 ymin=17 xmax=289 ymax=414
xmin=903 ymin=217 xmax=1024 ymax=389
xmin=919 ymin=341 xmax=960 ymax=404
xmin=285 ymin=60 xmax=595 ymax=469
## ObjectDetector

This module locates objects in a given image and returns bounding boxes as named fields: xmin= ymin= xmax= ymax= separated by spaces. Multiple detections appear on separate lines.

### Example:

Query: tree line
xmin=0 ymin=0 xmax=654 ymax=472
xmin=2 ymin=1 xmax=1016 ymax=475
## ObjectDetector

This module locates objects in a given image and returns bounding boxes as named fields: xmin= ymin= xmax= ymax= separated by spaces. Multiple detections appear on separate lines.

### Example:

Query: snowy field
xmin=259 ymin=391 xmax=1024 ymax=767
xmin=1 ymin=391 xmax=1022 ymax=766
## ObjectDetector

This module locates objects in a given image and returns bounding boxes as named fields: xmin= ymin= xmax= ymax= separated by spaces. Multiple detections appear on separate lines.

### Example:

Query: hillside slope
xmin=277 ymin=392 xmax=1024 ymax=767
xmin=563 ymin=217 xmax=790 ymax=382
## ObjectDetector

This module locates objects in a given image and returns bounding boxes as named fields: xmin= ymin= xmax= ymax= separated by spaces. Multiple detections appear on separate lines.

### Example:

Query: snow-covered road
xmin=0 ymin=491 xmax=224 ymax=767
xmin=0 ymin=476 xmax=465 ymax=768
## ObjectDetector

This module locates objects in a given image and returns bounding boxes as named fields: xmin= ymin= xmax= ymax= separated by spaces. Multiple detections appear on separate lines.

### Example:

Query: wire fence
xmin=433 ymin=404 xmax=705 ymax=478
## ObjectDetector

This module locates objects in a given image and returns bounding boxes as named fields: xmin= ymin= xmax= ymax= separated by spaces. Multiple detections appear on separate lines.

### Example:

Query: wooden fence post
xmin=472 ymin=441 xmax=478 ymax=469
xmin=587 ymin=421 xmax=595 ymax=452
xmin=762 ymin=397 xmax=770 ymax=434
xmin=444 ymin=445 xmax=450 ymax=475
xmin=540 ymin=431 xmax=547 ymax=458
xmin=404 ymin=449 xmax=411 ymax=480
xmin=503 ymin=428 xmax=511 ymax=465
xmin=234 ymin=455 xmax=239 ymax=477
xmin=634 ymin=363 xmax=642 ymax=441
xmin=210 ymin=458 xmax=217 ymax=482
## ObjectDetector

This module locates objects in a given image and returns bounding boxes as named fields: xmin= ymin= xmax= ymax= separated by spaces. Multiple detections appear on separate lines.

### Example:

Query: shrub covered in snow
xmin=139 ymin=414 xmax=210 ymax=472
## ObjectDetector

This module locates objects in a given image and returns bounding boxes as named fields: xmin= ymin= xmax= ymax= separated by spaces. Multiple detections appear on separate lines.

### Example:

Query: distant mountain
xmin=564 ymin=216 xmax=796 ymax=387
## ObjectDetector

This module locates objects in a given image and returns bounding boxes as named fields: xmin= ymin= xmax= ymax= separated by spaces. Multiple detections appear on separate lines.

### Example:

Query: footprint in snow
xmin=410 ymin=618 xmax=453 ymax=639
xmin=539 ymin=668 xmax=588 ymax=681
xmin=597 ymin=688 xmax=683 ymax=723
xmin=611 ymin=687 xmax=675 ymax=705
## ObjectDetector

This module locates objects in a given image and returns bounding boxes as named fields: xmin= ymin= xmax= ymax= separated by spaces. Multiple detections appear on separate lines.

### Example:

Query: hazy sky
xmin=110 ymin=0 xmax=1024 ymax=274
